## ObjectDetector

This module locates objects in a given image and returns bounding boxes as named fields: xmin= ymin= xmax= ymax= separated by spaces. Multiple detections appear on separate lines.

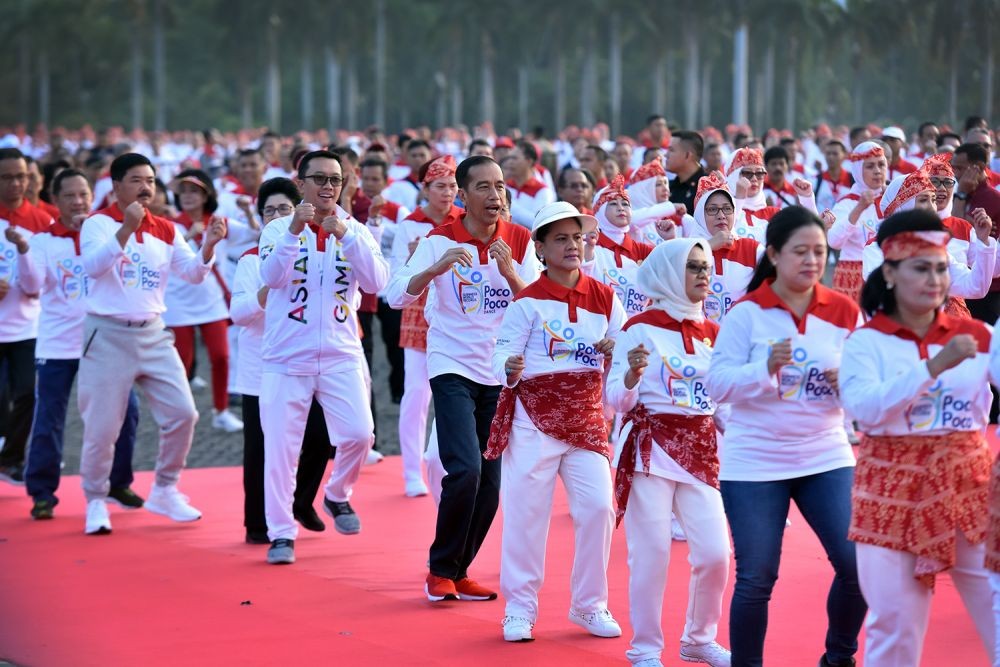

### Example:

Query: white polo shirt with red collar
xmin=386 ymin=216 xmax=541 ymax=386
xmin=829 ymin=194 xmax=884 ymax=262
xmin=28 ymin=220 xmax=93 ymax=358
xmin=0 ymin=204 xmax=48 ymax=342
xmin=703 ymin=238 xmax=763 ymax=324
xmin=585 ymin=232 xmax=654 ymax=319
xmin=506 ymin=177 xmax=555 ymax=229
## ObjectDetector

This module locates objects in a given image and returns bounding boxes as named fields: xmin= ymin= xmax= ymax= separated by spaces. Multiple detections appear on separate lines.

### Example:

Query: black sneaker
xmin=294 ymin=505 xmax=326 ymax=532
xmin=818 ymin=655 xmax=856 ymax=667
xmin=246 ymin=529 xmax=270 ymax=545
xmin=0 ymin=464 xmax=25 ymax=486
xmin=322 ymin=498 xmax=361 ymax=535
xmin=31 ymin=498 xmax=56 ymax=520
xmin=267 ymin=538 xmax=295 ymax=564
xmin=108 ymin=486 xmax=145 ymax=509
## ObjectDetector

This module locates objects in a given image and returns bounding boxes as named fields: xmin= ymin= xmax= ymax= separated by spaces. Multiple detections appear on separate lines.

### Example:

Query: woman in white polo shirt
xmin=841 ymin=210 xmax=995 ymax=666
xmin=607 ymin=238 xmax=731 ymax=667
xmin=706 ymin=206 xmax=866 ymax=667
xmin=164 ymin=168 xmax=242 ymax=432
xmin=487 ymin=201 xmax=625 ymax=643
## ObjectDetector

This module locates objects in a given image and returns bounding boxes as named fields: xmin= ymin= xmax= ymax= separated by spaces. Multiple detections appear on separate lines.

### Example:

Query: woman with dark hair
xmin=230 ymin=177 xmax=332 ymax=543
xmin=841 ymin=210 xmax=995 ymax=666
xmin=706 ymin=206 xmax=866 ymax=667
xmin=164 ymin=168 xmax=243 ymax=432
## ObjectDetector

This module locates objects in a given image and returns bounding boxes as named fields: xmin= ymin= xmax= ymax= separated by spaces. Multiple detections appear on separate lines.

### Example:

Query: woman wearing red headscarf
xmin=390 ymin=155 xmax=463 ymax=498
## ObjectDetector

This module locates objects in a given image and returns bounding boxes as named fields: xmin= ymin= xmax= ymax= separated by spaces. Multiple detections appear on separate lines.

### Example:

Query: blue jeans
xmin=721 ymin=467 xmax=867 ymax=667
xmin=25 ymin=358 xmax=139 ymax=504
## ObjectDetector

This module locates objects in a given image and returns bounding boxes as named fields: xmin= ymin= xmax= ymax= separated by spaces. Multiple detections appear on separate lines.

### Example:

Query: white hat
xmin=531 ymin=201 xmax=598 ymax=240
xmin=881 ymin=126 xmax=906 ymax=142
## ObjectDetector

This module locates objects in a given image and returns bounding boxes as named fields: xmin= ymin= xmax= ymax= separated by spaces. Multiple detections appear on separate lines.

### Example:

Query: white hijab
xmin=691 ymin=187 xmax=735 ymax=240
xmin=627 ymin=175 xmax=659 ymax=209
xmin=636 ymin=237 xmax=714 ymax=323
xmin=846 ymin=141 xmax=887 ymax=197
xmin=881 ymin=173 xmax=933 ymax=219
xmin=725 ymin=149 xmax=768 ymax=210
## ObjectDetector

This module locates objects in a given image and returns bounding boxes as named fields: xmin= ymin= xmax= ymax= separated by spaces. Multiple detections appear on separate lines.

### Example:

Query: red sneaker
xmin=425 ymin=573 xmax=458 ymax=602
xmin=454 ymin=577 xmax=497 ymax=601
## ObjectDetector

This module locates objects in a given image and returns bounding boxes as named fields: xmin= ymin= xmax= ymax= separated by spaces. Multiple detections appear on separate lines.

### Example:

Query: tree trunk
xmin=753 ymin=71 xmax=765 ymax=132
xmin=374 ymin=0 xmax=386 ymax=129
xmin=518 ymin=66 xmax=529 ymax=133
xmin=346 ymin=58 xmax=358 ymax=131
xmin=451 ymin=81 xmax=463 ymax=127
xmin=948 ymin=46 xmax=958 ymax=126
xmin=666 ymin=50 xmax=677 ymax=120
xmin=480 ymin=32 xmax=495 ymax=124
xmin=554 ymin=52 xmax=566 ymax=134
xmin=700 ymin=61 xmax=713 ymax=128
xmin=38 ymin=50 xmax=50 ymax=129
xmin=131 ymin=15 xmax=143 ymax=130
xmin=609 ymin=13 xmax=623 ymax=134
xmin=266 ymin=14 xmax=282 ymax=131
xmin=581 ymin=38 xmax=597 ymax=127
xmin=984 ymin=38 xmax=995 ymax=120
xmin=301 ymin=49 xmax=314 ymax=130
xmin=684 ymin=19 xmax=699 ymax=129
xmin=152 ymin=0 xmax=166 ymax=130
xmin=435 ymin=73 xmax=448 ymax=131
xmin=18 ymin=30 xmax=30 ymax=127
xmin=784 ymin=39 xmax=797 ymax=131
xmin=325 ymin=47 xmax=340 ymax=131
xmin=240 ymin=80 xmax=253 ymax=130
xmin=732 ymin=21 xmax=749 ymax=126
xmin=763 ymin=41 xmax=775 ymax=128
xmin=653 ymin=50 xmax=667 ymax=117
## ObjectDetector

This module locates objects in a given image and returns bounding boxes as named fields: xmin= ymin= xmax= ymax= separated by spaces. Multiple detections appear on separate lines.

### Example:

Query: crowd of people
xmin=1 ymin=113 xmax=1000 ymax=667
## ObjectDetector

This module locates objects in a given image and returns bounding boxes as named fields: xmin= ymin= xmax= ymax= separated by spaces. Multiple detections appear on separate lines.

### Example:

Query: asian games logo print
xmin=540 ymin=319 xmax=602 ymax=368
xmin=57 ymin=258 xmax=87 ymax=300
xmin=450 ymin=265 xmax=511 ymax=315
xmin=703 ymin=278 xmax=732 ymax=323
xmin=660 ymin=354 xmax=711 ymax=410
xmin=0 ymin=245 xmax=14 ymax=283
xmin=118 ymin=247 xmax=160 ymax=290
xmin=904 ymin=379 xmax=975 ymax=431
xmin=774 ymin=343 xmax=836 ymax=401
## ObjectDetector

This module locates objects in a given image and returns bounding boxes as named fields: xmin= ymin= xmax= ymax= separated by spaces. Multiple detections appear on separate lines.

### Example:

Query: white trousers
xmin=399 ymin=348 xmax=432 ymax=483
xmin=227 ymin=324 xmax=239 ymax=394
xmin=992 ymin=571 xmax=1000 ymax=667
xmin=499 ymin=423 xmax=614 ymax=622
xmin=624 ymin=474 xmax=730 ymax=664
xmin=261 ymin=369 xmax=374 ymax=541
xmin=857 ymin=537 xmax=995 ymax=667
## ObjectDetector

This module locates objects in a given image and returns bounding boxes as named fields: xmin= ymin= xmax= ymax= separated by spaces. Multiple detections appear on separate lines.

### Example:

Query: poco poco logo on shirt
xmin=703 ymin=280 xmax=733 ymax=323
xmin=0 ymin=247 xmax=14 ymax=281
xmin=451 ymin=265 xmax=511 ymax=315
xmin=541 ymin=319 xmax=602 ymax=368
xmin=119 ymin=250 xmax=160 ymax=290
xmin=603 ymin=268 xmax=648 ymax=314
xmin=775 ymin=345 xmax=836 ymax=402
xmin=660 ymin=355 xmax=711 ymax=410
xmin=905 ymin=380 xmax=974 ymax=431
xmin=57 ymin=258 xmax=87 ymax=300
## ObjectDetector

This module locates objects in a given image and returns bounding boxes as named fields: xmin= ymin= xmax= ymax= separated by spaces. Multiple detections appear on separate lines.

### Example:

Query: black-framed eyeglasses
xmin=304 ymin=174 xmax=344 ymax=187
xmin=686 ymin=262 xmax=711 ymax=276
xmin=704 ymin=205 xmax=735 ymax=217
xmin=741 ymin=170 xmax=767 ymax=180
xmin=263 ymin=204 xmax=295 ymax=217
xmin=929 ymin=177 xmax=956 ymax=189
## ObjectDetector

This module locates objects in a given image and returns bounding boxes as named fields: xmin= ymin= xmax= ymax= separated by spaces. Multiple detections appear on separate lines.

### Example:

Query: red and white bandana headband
xmin=423 ymin=155 xmax=456 ymax=184
xmin=726 ymin=147 xmax=764 ymax=176
xmin=882 ymin=230 xmax=951 ymax=261
xmin=847 ymin=144 xmax=885 ymax=162
xmin=694 ymin=170 xmax=730 ymax=209
xmin=883 ymin=171 xmax=934 ymax=217
xmin=922 ymin=152 xmax=954 ymax=179
xmin=595 ymin=174 xmax=630 ymax=211
xmin=628 ymin=159 xmax=666 ymax=185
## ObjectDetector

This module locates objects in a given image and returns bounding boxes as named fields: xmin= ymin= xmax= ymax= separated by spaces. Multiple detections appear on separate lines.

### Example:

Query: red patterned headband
xmin=883 ymin=172 xmax=934 ymax=217
xmin=694 ymin=170 xmax=730 ymax=209
xmin=595 ymin=174 xmax=630 ymax=211
xmin=628 ymin=159 xmax=666 ymax=185
xmin=423 ymin=155 xmax=456 ymax=184
xmin=921 ymin=152 xmax=954 ymax=179
xmin=726 ymin=147 xmax=764 ymax=175
xmin=847 ymin=145 xmax=885 ymax=162
xmin=881 ymin=230 xmax=951 ymax=261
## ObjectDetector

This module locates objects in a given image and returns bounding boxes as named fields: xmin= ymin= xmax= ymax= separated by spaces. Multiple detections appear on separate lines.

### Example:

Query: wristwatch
xmin=954 ymin=192 xmax=969 ymax=201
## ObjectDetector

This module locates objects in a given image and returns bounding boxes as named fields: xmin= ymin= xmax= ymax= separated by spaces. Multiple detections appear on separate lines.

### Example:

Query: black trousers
xmin=0 ymin=338 xmax=36 ymax=467
xmin=242 ymin=394 xmax=333 ymax=532
xmin=427 ymin=374 xmax=501 ymax=580
xmin=359 ymin=299 xmax=405 ymax=400
xmin=968 ymin=291 xmax=1000 ymax=422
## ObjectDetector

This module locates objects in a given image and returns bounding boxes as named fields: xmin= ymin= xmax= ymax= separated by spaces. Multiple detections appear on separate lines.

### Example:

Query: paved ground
xmin=58 ymin=317 xmax=404 ymax=475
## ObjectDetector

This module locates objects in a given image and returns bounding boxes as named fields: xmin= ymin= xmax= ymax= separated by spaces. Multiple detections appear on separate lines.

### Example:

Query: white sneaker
xmin=85 ymin=499 xmax=112 ymax=535
xmin=212 ymin=409 xmax=244 ymax=433
xmin=568 ymin=608 xmax=621 ymax=638
xmin=145 ymin=484 xmax=202 ymax=522
xmin=633 ymin=659 xmax=664 ymax=667
xmin=671 ymin=515 xmax=687 ymax=541
xmin=365 ymin=449 xmax=384 ymax=465
xmin=405 ymin=478 xmax=429 ymax=497
xmin=502 ymin=615 xmax=534 ymax=642
xmin=680 ymin=641 xmax=732 ymax=666
xmin=189 ymin=376 xmax=208 ymax=391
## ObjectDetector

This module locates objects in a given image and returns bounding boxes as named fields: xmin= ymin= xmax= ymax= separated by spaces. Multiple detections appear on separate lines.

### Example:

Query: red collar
xmin=744 ymin=280 xmax=836 ymax=334
xmin=596 ymin=231 xmax=652 ymax=267
xmin=450 ymin=214 xmax=510 ymax=263
xmin=306 ymin=221 xmax=331 ymax=252
xmin=535 ymin=271 xmax=591 ymax=323
xmin=51 ymin=217 xmax=82 ymax=255
xmin=622 ymin=308 xmax=718 ymax=354
xmin=862 ymin=310 xmax=987 ymax=360
xmin=764 ymin=179 xmax=796 ymax=195
xmin=96 ymin=203 xmax=176 ymax=245
xmin=409 ymin=204 xmax=463 ymax=227
xmin=823 ymin=170 xmax=853 ymax=187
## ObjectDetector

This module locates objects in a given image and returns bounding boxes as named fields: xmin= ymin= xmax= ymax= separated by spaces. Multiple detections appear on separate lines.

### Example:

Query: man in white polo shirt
xmin=78 ymin=153 xmax=225 ymax=535
xmin=258 ymin=150 xmax=389 ymax=565
xmin=387 ymin=155 xmax=540 ymax=602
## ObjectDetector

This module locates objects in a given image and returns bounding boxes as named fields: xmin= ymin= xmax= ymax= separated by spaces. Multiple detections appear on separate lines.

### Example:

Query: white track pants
xmin=399 ymin=349 xmax=431 ymax=484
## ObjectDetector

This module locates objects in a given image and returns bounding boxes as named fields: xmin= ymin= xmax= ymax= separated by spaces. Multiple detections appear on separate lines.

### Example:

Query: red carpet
xmin=0 ymin=456 xmax=991 ymax=666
